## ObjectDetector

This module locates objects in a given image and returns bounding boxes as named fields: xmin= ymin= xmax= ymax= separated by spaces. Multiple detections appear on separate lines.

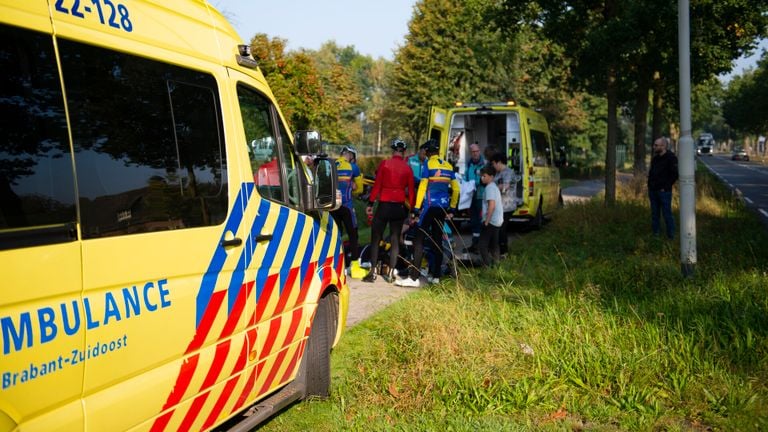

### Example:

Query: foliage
xmin=723 ymin=52 xmax=768 ymax=136
xmin=250 ymin=35 xmax=383 ymax=146
xmin=260 ymin=168 xmax=768 ymax=431
xmin=500 ymin=0 xmax=768 ymax=203
xmin=249 ymin=34 xmax=326 ymax=131
xmin=312 ymin=42 xmax=365 ymax=144
xmin=387 ymin=0 xmax=522 ymax=143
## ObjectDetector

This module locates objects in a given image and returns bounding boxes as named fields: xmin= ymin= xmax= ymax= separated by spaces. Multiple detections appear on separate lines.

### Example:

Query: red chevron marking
xmin=255 ymin=273 xmax=279 ymax=323
xmin=186 ymin=290 xmax=227 ymax=354
xmin=149 ymin=353 xmax=200 ymax=432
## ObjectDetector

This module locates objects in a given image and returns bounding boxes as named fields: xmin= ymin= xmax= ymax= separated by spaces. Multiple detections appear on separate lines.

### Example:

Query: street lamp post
xmin=678 ymin=0 xmax=697 ymax=277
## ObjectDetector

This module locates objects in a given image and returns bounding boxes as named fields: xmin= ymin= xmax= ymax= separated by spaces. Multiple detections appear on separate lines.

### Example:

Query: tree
xmin=311 ymin=42 xmax=366 ymax=144
xmin=501 ymin=0 xmax=768 ymax=205
xmin=723 ymin=53 xmax=768 ymax=137
xmin=388 ymin=0 xmax=521 ymax=143
xmin=249 ymin=34 xmax=326 ymax=132
xmin=501 ymin=0 xmax=628 ymax=205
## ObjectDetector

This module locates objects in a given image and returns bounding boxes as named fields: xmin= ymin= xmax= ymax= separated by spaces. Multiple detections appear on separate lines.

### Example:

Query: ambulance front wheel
xmin=298 ymin=292 xmax=337 ymax=399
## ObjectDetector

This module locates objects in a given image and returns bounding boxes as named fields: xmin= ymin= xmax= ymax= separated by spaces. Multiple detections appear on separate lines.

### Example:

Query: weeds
xmin=260 ymin=170 xmax=768 ymax=431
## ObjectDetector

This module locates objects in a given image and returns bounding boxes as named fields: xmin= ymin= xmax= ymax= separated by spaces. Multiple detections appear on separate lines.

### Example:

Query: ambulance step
xmin=226 ymin=382 xmax=304 ymax=432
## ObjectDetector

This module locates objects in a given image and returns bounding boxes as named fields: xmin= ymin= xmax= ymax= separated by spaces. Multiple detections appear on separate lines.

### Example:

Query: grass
xmin=259 ymin=169 xmax=768 ymax=431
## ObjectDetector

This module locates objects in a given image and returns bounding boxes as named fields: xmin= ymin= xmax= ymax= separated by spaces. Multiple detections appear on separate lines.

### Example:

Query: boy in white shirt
xmin=479 ymin=166 xmax=504 ymax=266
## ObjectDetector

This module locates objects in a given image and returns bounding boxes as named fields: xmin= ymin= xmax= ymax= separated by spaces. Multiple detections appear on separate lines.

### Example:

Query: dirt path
xmin=345 ymin=279 xmax=416 ymax=327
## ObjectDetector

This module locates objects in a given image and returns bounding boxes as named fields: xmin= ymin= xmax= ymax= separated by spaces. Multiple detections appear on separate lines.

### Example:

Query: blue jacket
xmin=465 ymin=156 xmax=485 ymax=200
xmin=415 ymin=155 xmax=460 ymax=211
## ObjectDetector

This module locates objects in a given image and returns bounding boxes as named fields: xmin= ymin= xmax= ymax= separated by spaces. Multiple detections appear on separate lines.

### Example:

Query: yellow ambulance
xmin=0 ymin=1 xmax=348 ymax=430
xmin=428 ymin=102 xmax=563 ymax=228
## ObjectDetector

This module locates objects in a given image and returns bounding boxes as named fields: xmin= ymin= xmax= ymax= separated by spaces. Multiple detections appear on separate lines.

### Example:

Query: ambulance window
xmin=530 ymin=130 xmax=552 ymax=167
xmin=0 ymin=24 xmax=76 ymax=249
xmin=237 ymin=85 xmax=292 ymax=205
xmin=277 ymin=120 xmax=302 ymax=206
xmin=58 ymin=39 xmax=228 ymax=239
xmin=429 ymin=128 xmax=442 ymax=143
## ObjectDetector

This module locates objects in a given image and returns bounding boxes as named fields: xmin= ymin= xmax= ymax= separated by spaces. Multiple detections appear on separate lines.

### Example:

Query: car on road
xmin=731 ymin=147 xmax=749 ymax=161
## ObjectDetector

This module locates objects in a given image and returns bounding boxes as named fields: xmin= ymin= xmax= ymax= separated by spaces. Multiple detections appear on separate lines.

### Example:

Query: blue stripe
xmin=226 ymin=189 xmax=271 ymax=314
xmin=317 ymin=215 xmax=334 ymax=273
xmin=255 ymin=205 xmax=290 ymax=302
xmin=333 ymin=227 xmax=342 ymax=270
xmin=196 ymin=183 xmax=252 ymax=327
xmin=278 ymin=213 xmax=307 ymax=294
xmin=300 ymin=219 xmax=320 ymax=284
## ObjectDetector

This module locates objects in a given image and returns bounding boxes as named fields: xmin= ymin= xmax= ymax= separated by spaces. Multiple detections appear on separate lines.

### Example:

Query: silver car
xmin=731 ymin=147 xmax=749 ymax=161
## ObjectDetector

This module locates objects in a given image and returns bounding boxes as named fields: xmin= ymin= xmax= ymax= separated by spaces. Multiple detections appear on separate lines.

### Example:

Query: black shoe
xmin=381 ymin=269 xmax=398 ymax=283
xmin=362 ymin=271 xmax=376 ymax=283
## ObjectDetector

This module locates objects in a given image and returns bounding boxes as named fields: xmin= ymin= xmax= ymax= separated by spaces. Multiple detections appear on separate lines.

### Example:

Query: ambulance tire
xmin=298 ymin=292 xmax=336 ymax=399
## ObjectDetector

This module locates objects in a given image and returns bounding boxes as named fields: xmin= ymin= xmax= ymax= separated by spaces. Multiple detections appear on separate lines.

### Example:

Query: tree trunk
xmin=605 ymin=65 xmax=618 ymax=207
xmin=633 ymin=77 xmax=650 ymax=181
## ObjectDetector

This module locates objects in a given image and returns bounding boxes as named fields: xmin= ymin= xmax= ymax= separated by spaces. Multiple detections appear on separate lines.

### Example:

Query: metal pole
xmin=678 ymin=0 xmax=696 ymax=277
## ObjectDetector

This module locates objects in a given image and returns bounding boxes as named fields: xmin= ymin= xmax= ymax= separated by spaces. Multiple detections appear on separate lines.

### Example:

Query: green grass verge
xmin=260 ymin=170 xmax=768 ymax=431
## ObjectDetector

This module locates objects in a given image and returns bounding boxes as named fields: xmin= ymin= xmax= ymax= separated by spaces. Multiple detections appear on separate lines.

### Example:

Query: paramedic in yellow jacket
xmin=331 ymin=146 xmax=361 ymax=266
xmin=395 ymin=139 xmax=459 ymax=288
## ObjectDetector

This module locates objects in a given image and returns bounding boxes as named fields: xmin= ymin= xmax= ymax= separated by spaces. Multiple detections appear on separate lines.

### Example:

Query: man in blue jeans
xmin=464 ymin=142 xmax=485 ymax=253
xmin=648 ymin=137 xmax=678 ymax=239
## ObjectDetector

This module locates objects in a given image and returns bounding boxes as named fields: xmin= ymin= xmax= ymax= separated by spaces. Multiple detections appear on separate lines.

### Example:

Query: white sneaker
xmin=427 ymin=277 xmax=439 ymax=284
xmin=395 ymin=277 xmax=420 ymax=288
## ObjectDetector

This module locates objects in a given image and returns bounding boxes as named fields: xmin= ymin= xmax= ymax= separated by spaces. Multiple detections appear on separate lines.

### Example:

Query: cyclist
xmin=363 ymin=138 xmax=415 ymax=283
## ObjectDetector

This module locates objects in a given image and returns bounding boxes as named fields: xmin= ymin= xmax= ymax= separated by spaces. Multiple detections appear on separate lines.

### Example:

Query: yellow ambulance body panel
xmin=428 ymin=102 xmax=562 ymax=226
xmin=0 ymin=1 xmax=348 ymax=431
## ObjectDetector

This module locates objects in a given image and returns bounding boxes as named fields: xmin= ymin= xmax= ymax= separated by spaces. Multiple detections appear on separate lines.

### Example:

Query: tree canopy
xmin=243 ymin=0 xmax=768 ymax=167
xmin=723 ymin=53 xmax=768 ymax=136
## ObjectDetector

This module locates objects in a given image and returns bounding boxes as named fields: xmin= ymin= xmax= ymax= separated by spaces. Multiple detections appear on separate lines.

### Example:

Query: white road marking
xmin=745 ymin=197 xmax=754 ymax=204
xmin=760 ymin=209 xmax=768 ymax=218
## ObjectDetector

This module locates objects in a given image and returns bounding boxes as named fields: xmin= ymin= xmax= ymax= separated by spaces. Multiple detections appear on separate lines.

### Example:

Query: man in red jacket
xmin=363 ymin=138 xmax=416 ymax=283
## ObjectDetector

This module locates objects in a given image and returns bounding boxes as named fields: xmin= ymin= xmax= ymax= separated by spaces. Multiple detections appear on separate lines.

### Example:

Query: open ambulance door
xmin=427 ymin=106 xmax=449 ymax=154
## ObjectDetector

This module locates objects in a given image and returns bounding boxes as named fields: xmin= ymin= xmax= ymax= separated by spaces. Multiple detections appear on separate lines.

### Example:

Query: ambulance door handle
xmin=255 ymin=233 xmax=273 ymax=242
xmin=220 ymin=237 xmax=243 ymax=248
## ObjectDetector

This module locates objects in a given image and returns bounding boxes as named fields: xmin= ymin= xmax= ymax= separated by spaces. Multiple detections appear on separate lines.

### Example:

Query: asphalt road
xmin=698 ymin=153 xmax=768 ymax=225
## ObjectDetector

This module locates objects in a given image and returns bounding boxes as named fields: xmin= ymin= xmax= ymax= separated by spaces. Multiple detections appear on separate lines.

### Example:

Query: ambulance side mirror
xmin=308 ymin=157 xmax=340 ymax=211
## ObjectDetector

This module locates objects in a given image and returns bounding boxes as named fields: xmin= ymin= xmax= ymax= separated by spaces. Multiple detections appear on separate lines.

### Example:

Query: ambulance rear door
xmin=427 ymin=106 xmax=450 ymax=154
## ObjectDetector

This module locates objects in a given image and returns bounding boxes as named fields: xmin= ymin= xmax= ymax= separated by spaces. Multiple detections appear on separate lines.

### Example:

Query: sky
xmin=720 ymin=38 xmax=768 ymax=82
xmin=211 ymin=1 xmax=417 ymax=60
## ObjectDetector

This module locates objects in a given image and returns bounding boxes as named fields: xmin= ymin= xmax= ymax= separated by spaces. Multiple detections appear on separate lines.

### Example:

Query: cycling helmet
xmin=390 ymin=138 xmax=407 ymax=151
xmin=341 ymin=145 xmax=357 ymax=159
xmin=420 ymin=138 xmax=439 ymax=154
